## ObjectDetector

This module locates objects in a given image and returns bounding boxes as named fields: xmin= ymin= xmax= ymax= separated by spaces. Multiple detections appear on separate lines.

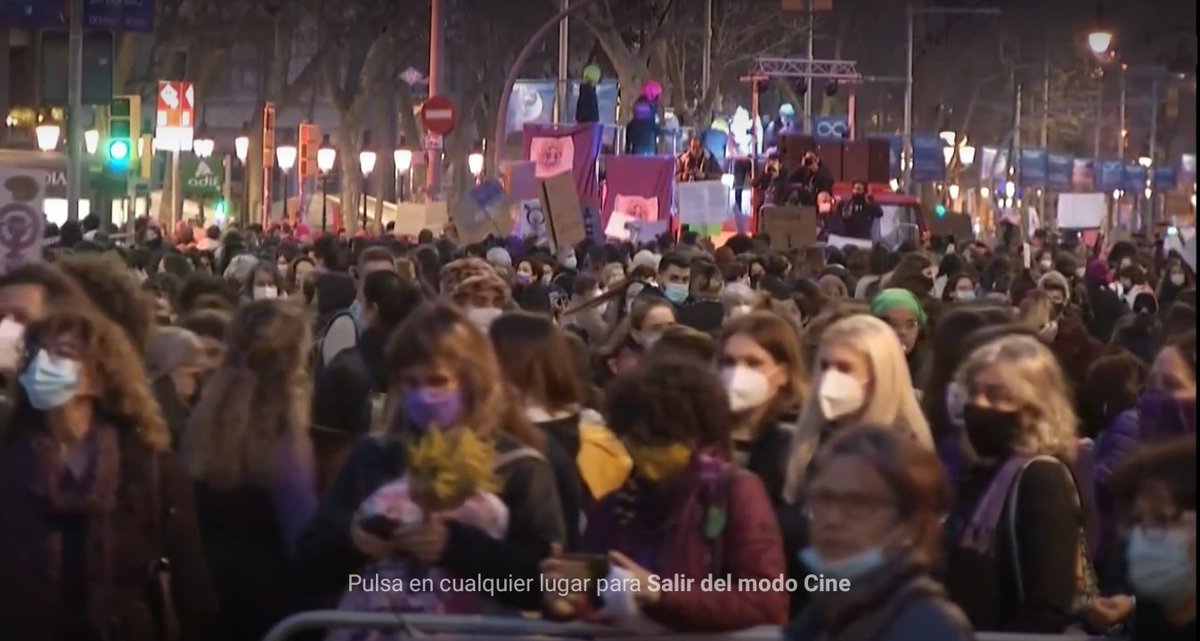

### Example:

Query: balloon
xmin=582 ymin=64 xmax=602 ymax=85
xmin=641 ymin=80 xmax=662 ymax=101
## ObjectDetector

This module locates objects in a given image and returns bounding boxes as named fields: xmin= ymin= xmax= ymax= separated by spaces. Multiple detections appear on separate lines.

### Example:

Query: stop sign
xmin=421 ymin=95 xmax=457 ymax=136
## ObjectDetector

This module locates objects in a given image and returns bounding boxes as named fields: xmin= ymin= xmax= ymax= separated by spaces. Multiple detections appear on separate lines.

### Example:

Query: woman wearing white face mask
xmin=783 ymin=315 xmax=933 ymax=506
xmin=786 ymin=427 xmax=972 ymax=641
xmin=1107 ymin=435 xmax=1196 ymax=641
xmin=451 ymin=273 xmax=511 ymax=332
xmin=244 ymin=263 xmax=284 ymax=302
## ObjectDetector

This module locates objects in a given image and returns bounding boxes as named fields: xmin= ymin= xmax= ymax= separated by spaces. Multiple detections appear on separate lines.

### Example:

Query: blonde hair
xmin=954 ymin=334 xmax=1077 ymax=458
xmin=1019 ymin=290 xmax=1053 ymax=329
xmin=783 ymin=314 xmax=933 ymax=503
xmin=183 ymin=300 xmax=313 ymax=489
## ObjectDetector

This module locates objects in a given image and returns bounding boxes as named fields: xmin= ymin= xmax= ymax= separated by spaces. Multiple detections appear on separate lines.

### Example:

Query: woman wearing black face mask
xmin=146 ymin=326 xmax=209 ymax=445
xmin=942 ymin=334 xmax=1093 ymax=633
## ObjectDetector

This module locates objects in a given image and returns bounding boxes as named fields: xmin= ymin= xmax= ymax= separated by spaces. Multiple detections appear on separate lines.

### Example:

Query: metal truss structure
xmin=748 ymin=57 xmax=863 ymax=82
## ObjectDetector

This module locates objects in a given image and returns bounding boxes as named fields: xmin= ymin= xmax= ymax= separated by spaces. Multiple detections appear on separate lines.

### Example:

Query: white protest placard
xmin=0 ymin=167 xmax=48 ymax=272
xmin=1056 ymin=193 xmax=1106 ymax=229
xmin=514 ymin=198 xmax=549 ymax=244
xmin=604 ymin=211 xmax=637 ymax=241
xmin=676 ymin=180 xmax=729 ymax=226
xmin=826 ymin=234 xmax=872 ymax=250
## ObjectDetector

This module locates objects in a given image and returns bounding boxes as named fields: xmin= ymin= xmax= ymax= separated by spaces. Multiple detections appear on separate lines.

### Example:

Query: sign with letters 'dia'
xmin=0 ymin=167 xmax=48 ymax=272
xmin=676 ymin=180 xmax=729 ymax=226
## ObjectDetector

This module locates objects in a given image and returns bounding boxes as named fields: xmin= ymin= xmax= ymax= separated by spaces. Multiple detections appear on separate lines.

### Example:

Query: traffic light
xmin=212 ymin=200 xmax=227 ymax=217
xmin=935 ymin=204 xmax=947 ymax=218
xmin=108 ymin=95 xmax=141 ymax=172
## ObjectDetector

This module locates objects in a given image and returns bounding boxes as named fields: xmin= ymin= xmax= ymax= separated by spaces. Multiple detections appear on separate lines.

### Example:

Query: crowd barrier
xmin=261 ymin=611 xmax=1115 ymax=641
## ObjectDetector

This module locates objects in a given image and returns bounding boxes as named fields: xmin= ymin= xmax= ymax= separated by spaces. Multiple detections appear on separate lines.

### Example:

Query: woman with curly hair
xmin=298 ymin=303 xmax=565 ymax=612
xmin=182 ymin=300 xmax=318 ymax=641
xmin=0 ymin=307 xmax=217 ymax=639
xmin=56 ymin=251 xmax=158 ymax=356
xmin=546 ymin=357 xmax=788 ymax=632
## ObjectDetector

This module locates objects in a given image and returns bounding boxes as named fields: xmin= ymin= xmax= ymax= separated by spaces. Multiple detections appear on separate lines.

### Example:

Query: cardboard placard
xmin=0 ymin=167 xmax=48 ymax=272
xmin=539 ymin=170 xmax=585 ymax=251
xmin=759 ymin=205 xmax=817 ymax=249
xmin=926 ymin=212 xmax=972 ymax=240
xmin=676 ymin=180 xmax=729 ymax=226
xmin=452 ymin=177 xmax=512 ymax=245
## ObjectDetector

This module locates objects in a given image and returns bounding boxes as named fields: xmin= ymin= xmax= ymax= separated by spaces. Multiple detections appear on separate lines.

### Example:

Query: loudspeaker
xmin=816 ymin=140 xmax=844 ymax=182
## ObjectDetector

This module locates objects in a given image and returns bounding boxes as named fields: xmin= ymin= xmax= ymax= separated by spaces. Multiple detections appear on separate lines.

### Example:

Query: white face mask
xmin=563 ymin=256 xmax=578 ymax=270
xmin=253 ymin=285 xmax=278 ymax=300
xmin=817 ymin=369 xmax=866 ymax=421
xmin=720 ymin=365 xmax=772 ymax=412
xmin=1076 ymin=267 xmax=1087 ymax=279
xmin=1039 ymin=259 xmax=1053 ymax=271
xmin=955 ymin=289 xmax=976 ymax=301
xmin=1171 ymin=272 xmax=1186 ymax=286
xmin=466 ymin=307 xmax=503 ymax=332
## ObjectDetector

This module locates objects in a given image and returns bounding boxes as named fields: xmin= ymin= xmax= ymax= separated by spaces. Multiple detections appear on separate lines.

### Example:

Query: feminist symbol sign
xmin=0 ymin=203 xmax=42 ymax=264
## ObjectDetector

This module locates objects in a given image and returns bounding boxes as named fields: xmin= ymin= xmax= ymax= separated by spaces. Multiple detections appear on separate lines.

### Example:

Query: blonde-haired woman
xmin=297 ymin=303 xmax=565 ymax=613
xmin=1019 ymin=289 xmax=1059 ymax=344
xmin=183 ymin=299 xmax=318 ymax=640
xmin=0 ymin=307 xmax=217 ymax=638
xmin=942 ymin=333 xmax=1088 ymax=633
xmin=784 ymin=314 xmax=932 ymax=504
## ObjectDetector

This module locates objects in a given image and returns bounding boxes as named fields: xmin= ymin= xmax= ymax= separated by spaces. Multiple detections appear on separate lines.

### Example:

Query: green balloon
xmin=582 ymin=64 xmax=602 ymax=84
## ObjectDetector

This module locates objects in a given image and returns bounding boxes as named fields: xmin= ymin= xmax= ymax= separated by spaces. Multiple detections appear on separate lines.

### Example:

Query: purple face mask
xmin=1138 ymin=389 xmax=1197 ymax=440
xmin=403 ymin=387 xmax=465 ymax=432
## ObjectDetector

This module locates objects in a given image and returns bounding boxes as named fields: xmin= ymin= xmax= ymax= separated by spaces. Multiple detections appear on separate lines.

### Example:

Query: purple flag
xmin=602 ymin=154 xmax=676 ymax=230
xmin=522 ymin=123 xmax=603 ymax=210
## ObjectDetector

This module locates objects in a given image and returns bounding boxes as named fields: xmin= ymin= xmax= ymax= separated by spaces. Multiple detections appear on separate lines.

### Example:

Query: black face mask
xmin=852 ymin=193 xmax=866 ymax=204
xmin=964 ymin=403 xmax=1022 ymax=459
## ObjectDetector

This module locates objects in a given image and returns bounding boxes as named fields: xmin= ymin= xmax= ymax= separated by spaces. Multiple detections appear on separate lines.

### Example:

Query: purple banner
xmin=601 ymin=154 xmax=676 ymax=230
xmin=522 ymin=122 xmax=604 ymax=210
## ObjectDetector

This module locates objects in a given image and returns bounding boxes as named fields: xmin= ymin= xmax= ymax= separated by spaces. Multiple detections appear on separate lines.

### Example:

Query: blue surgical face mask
xmin=663 ymin=282 xmax=689 ymax=304
xmin=1127 ymin=526 xmax=1197 ymax=609
xmin=799 ymin=546 xmax=886 ymax=580
xmin=19 ymin=349 xmax=81 ymax=411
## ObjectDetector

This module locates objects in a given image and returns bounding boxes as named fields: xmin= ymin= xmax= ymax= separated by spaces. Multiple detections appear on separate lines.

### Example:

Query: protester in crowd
xmin=825 ymin=180 xmax=883 ymax=240
xmin=0 ymin=307 xmax=217 ymax=638
xmin=0 ymin=262 xmax=88 ymax=325
xmin=57 ymin=252 xmax=159 ymax=355
xmin=944 ymin=334 xmax=1089 ymax=633
xmin=222 ymin=252 xmax=259 ymax=287
xmin=179 ymin=308 xmax=230 ymax=370
xmin=944 ymin=271 xmax=979 ymax=303
xmin=625 ymin=295 xmax=676 ymax=348
xmin=1110 ymin=435 xmax=1196 ymax=641
xmin=182 ymin=300 xmax=317 ymax=640
xmin=242 ymin=262 xmax=284 ymax=302
xmin=784 ymin=314 xmax=933 ymax=504
xmin=785 ymin=426 xmax=973 ymax=641
xmin=145 ymin=326 xmax=207 ymax=445
xmin=490 ymin=312 xmax=588 ymax=547
xmin=312 ymin=271 xmax=358 ymax=369
xmin=560 ymin=273 xmax=608 ymax=345
xmin=298 ymin=304 xmax=565 ymax=611
xmin=451 ymin=273 xmax=513 ymax=333
xmin=1157 ymin=255 xmax=1194 ymax=308
xmin=555 ymin=357 xmax=788 ymax=632
xmin=314 ymin=270 xmax=426 ymax=435
xmin=870 ymin=288 xmax=929 ymax=387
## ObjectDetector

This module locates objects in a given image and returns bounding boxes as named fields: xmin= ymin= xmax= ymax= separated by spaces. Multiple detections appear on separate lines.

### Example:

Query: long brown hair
xmin=6 ymin=306 xmax=169 ymax=450
xmin=386 ymin=304 xmax=543 ymax=449
xmin=489 ymin=312 xmax=583 ymax=414
xmin=184 ymin=300 xmax=313 ymax=489
xmin=720 ymin=311 xmax=809 ymax=412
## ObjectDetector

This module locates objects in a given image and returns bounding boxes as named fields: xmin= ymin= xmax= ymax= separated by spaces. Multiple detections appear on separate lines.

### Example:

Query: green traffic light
xmin=935 ymin=204 xmax=947 ymax=218
xmin=213 ymin=200 xmax=227 ymax=215
xmin=109 ymin=139 xmax=130 ymax=161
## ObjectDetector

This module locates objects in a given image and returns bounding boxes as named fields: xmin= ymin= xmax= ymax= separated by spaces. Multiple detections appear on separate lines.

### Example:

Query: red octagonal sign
xmin=421 ymin=95 xmax=456 ymax=136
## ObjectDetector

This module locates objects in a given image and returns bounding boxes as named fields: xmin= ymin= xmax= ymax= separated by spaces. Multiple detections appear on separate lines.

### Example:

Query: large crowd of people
xmin=0 ymin=213 xmax=1193 ymax=641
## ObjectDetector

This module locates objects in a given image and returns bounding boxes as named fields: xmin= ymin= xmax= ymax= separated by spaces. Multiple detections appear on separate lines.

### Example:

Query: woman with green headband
xmin=871 ymin=288 xmax=929 ymax=389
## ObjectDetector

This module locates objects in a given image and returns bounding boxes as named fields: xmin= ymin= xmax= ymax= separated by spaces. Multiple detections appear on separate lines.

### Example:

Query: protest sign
xmin=452 ymin=178 xmax=512 ymax=245
xmin=676 ymin=180 xmax=729 ymax=226
xmin=539 ymin=170 xmax=585 ymax=251
xmin=758 ymin=206 xmax=817 ymax=249
xmin=0 ymin=167 xmax=48 ymax=272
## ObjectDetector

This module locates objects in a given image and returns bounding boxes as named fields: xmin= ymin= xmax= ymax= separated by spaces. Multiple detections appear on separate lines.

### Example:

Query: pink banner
xmin=601 ymin=154 xmax=676 ymax=229
xmin=522 ymin=123 xmax=603 ymax=209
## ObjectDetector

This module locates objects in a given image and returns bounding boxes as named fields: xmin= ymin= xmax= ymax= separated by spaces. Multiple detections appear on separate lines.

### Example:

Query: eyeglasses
xmin=804 ymin=488 xmax=896 ymax=521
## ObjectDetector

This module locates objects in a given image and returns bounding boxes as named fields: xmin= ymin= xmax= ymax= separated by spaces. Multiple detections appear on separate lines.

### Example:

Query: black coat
xmin=0 ymin=428 xmax=217 ymax=641
xmin=532 ymin=413 xmax=586 ymax=550
xmin=296 ymin=432 xmax=566 ymax=610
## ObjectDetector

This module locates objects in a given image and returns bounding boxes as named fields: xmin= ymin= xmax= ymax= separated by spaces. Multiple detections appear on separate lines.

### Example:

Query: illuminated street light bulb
xmin=1004 ymin=181 xmax=1016 ymax=199
xmin=980 ymin=186 xmax=991 ymax=199
xmin=959 ymin=145 xmax=976 ymax=166
xmin=393 ymin=148 xmax=413 ymax=175
xmin=235 ymin=135 xmax=250 ymax=163
xmin=1144 ymin=187 xmax=1153 ymax=200
xmin=35 ymin=121 xmax=62 ymax=152
xmin=359 ymin=149 xmax=377 ymax=177
xmin=84 ymin=129 xmax=100 ymax=155
xmin=948 ymin=184 xmax=961 ymax=200
xmin=888 ymin=178 xmax=900 ymax=191
xmin=193 ymin=137 xmax=215 ymax=159
xmin=1088 ymin=30 xmax=1114 ymax=56
xmin=468 ymin=151 xmax=484 ymax=177
xmin=1112 ymin=189 xmax=1122 ymax=200
xmin=942 ymin=147 xmax=955 ymax=167
xmin=1138 ymin=156 xmax=1152 ymax=168
xmin=317 ymin=135 xmax=337 ymax=174
xmin=939 ymin=131 xmax=957 ymax=147
xmin=276 ymin=144 xmax=297 ymax=172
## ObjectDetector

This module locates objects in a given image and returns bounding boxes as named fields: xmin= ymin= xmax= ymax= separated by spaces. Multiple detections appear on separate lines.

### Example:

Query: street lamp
xmin=359 ymin=130 xmax=376 ymax=233
xmin=942 ymin=146 xmax=955 ymax=167
xmin=1004 ymin=180 xmax=1016 ymax=199
xmin=938 ymin=131 xmax=957 ymax=147
xmin=948 ymin=183 xmax=960 ymax=201
xmin=277 ymin=139 xmax=298 ymax=221
xmin=84 ymin=129 xmax=100 ymax=155
xmin=317 ymin=135 xmax=337 ymax=232
xmin=1137 ymin=156 xmax=1152 ymax=168
xmin=235 ymin=135 xmax=250 ymax=164
xmin=1088 ymin=30 xmax=1114 ymax=57
xmin=468 ymin=148 xmax=485 ymax=182
xmin=35 ymin=117 xmax=62 ymax=152
xmin=980 ymin=186 xmax=991 ymax=199
xmin=959 ymin=145 xmax=976 ymax=166
xmin=193 ymin=135 xmax=215 ymax=159
xmin=394 ymin=142 xmax=413 ymax=203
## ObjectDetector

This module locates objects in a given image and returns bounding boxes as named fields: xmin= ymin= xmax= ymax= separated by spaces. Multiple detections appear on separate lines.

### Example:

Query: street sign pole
xmin=67 ymin=0 xmax=83 ymax=223
xmin=427 ymin=0 xmax=444 ymax=201
xmin=171 ymin=148 xmax=181 ymax=228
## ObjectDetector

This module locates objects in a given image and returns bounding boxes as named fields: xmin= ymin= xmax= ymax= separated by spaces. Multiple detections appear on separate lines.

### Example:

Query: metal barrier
xmin=261 ymin=611 xmax=1115 ymax=641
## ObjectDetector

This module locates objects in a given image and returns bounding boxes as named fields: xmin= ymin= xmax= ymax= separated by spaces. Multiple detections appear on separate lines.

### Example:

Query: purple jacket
xmin=1093 ymin=409 xmax=1141 ymax=560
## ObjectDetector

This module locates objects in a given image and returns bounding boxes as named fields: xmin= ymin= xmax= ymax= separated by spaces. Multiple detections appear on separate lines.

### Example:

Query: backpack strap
xmin=1005 ymin=454 xmax=1083 ymax=604
xmin=493 ymin=446 xmax=545 ymax=470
